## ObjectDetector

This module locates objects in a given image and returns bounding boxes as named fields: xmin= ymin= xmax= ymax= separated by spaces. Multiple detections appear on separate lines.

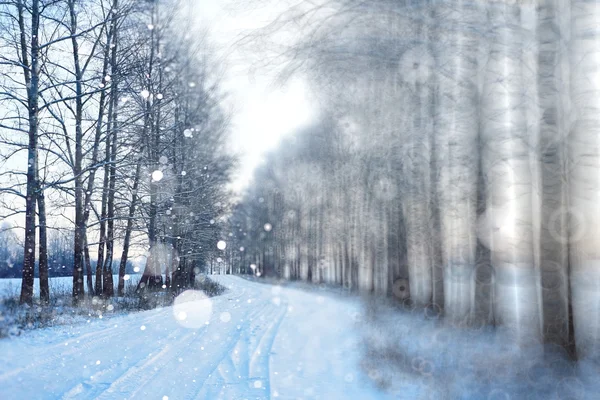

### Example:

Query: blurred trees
xmin=231 ymin=0 xmax=600 ymax=361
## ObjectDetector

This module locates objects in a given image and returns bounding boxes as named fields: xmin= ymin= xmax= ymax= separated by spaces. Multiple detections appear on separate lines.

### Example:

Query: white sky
xmin=191 ymin=0 xmax=316 ymax=193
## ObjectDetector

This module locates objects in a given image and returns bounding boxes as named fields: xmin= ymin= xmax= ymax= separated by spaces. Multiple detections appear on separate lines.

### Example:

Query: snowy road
xmin=0 ymin=275 xmax=388 ymax=400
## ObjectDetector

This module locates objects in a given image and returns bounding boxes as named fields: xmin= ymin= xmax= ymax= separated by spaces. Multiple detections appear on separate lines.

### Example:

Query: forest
xmin=0 ymin=0 xmax=234 ymax=301
xmin=226 ymin=0 xmax=600 ymax=363
xmin=2 ymin=0 xmax=600 ymax=397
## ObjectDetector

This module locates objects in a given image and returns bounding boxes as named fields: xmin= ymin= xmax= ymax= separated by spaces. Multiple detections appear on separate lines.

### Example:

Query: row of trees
xmin=231 ymin=0 xmax=600 ymax=361
xmin=0 ymin=226 xmax=139 ymax=278
xmin=0 ymin=0 xmax=234 ymax=304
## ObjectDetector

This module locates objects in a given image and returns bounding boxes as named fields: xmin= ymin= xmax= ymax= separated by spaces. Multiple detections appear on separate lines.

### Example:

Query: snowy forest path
xmin=0 ymin=275 xmax=389 ymax=399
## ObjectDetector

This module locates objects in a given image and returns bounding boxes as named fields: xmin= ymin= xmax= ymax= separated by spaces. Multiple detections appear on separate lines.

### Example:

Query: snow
xmin=360 ymin=297 xmax=600 ymax=400
xmin=152 ymin=170 xmax=164 ymax=182
xmin=0 ymin=275 xmax=141 ymax=297
xmin=0 ymin=275 xmax=389 ymax=399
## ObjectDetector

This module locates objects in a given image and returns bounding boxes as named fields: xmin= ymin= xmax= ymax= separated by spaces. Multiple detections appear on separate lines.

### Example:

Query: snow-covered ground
xmin=0 ymin=274 xmax=142 ymax=297
xmin=0 ymin=275 xmax=390 ymax=399
xmin=360 ymin=297 xmax=600 ymax=400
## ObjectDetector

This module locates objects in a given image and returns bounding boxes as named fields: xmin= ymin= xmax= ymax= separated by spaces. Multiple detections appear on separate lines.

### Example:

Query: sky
xmin=191 ymin=0 xmax=316 ymax=193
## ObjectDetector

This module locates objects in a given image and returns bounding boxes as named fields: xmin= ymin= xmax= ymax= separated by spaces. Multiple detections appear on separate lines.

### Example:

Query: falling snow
xmin=152 ymin=170 xmax=164 ymax=181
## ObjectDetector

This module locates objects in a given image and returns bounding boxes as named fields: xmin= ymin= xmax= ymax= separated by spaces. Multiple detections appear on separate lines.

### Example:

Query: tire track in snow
xmin=248 ymin=303 xmax=288 ymax=398
xmin=60 ymin=322 xmax=190 ymax=400
xmin=96 ymin=284 xmax=255 ymax=400
xmin=0 ymin=308 xmax=166 ymax=383
xmin=1 ymin=280 xmax=239 ymax=389
xmin=94 ymin=327 xmax=200 ymax=400
xmin=188 ymin=299 xmax=288 ymax=400
xmin=222 ymin=303 xmax=282 ymax=382
xmin=179 ymin=303 xmax=271 ymax=400
xmin=3 ymin=277 xmax=296 ymax=400
xmin=1 ymin=276 xmax=391 ymax=400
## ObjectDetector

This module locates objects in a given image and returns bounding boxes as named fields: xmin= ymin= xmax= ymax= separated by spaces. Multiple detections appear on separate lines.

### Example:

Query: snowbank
xmin=360 ymin=297 xmax=599 ymax=399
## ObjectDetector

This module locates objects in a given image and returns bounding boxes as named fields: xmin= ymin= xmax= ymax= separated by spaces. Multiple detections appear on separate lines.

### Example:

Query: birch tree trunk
xmin=434 ymin=0 xmax=480 ymax=325
xmin=479 ymin=1 xmax=541 ymax=346
xmin=403 ymin=82 xmax=434 ymax=307
xmin=537 ymin=0 xmax=571 ymax=348
xmin=569 ymin=0 xmax=600 ymax=361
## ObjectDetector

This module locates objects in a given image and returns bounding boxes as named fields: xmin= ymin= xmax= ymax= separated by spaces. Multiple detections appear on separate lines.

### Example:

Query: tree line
xmin=0 ymin=0 xmax=234 ymax=304
xmin=0 ymin=225 xmax=139 ymax=278
xmin=229 ymin=0 xmax=600 ymax=361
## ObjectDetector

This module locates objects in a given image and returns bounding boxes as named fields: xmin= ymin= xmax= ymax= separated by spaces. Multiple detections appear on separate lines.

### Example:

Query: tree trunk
xmin=117 ymin=157 xmax=142 ymax=296
xmin=138 ymin=3 xmax=160 ymax=291
xmin=38 ymin=189 xmax=49 ymax=304
xmin=83 ymin=233 xmax=94 ymax=295
xmin=83 ymin=0 xmax=117 ymax=296
xmin=537 ymin=0 xmax=571 ymax=348
xmin=402 ymin=82 xmax=434 ymax=307
xmin=70 ymin=0 xmax=85 ymax=303
xmin=434 ymin=0 xmax=481 ymax=324
xmin=102 ymin=36 xmax=119 ymax=297
xmin=569 ymin=0 xmax=600 ymax=361
xmin=18 ymin=0 xmax=40 ymax=306
xmin=479 ymin=1 xmax=541 ymax=346
xmin=102 ymin=121 xmax=117 ymax=297
xmin=96 ymin=139 xmax=109 ymax=295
